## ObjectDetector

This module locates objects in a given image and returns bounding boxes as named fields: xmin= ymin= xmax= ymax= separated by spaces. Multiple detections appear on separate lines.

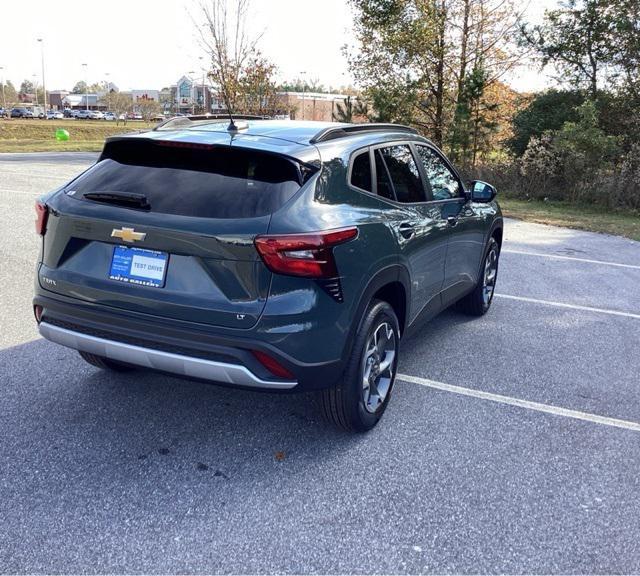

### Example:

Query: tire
xmin=456 ymin=236 xmax=500 ymax=316
xmin=78 ymin=350 xmax=135 ymax=372
xmin=321 ymin=299 xmax=400 ymax=432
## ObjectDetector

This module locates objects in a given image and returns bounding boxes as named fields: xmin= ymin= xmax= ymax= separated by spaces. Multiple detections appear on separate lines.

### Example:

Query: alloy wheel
xmin=362 ymin=321 xmax=397 ymax=413
xmin=483 ymin=246 xmax=498 ymax=306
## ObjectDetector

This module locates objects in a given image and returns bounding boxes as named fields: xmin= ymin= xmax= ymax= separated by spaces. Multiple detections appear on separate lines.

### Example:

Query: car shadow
xmin=0 ymin=337 xmax=371 ymax=482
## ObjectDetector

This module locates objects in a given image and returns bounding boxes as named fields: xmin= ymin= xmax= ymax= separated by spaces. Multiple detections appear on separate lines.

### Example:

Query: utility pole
xmin=104 ymin=72 xmax=110 ymax=111
xmin=82 ymin=63 xmax=88 ymax=111
xmin=37 ymin=38 xmax=46 ymax=111
xmin=33 ymin=75 xmax=39 ymax=106
xmin=300 ymin=71 xmax=307 ymax=121
xmin=0 ymin=66 xmax=6 ymax=110
xmin=188 ymin=71 xmax=196 ymax=114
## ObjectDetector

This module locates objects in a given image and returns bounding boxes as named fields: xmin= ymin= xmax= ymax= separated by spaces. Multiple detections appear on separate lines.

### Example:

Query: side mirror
xmin=470 ymin=180 xmax=497 ymax=203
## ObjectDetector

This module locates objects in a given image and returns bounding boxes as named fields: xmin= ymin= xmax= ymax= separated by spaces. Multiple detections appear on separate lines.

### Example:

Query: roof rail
xmin=309 ymin=123 xmax=418 ymax=144
xmin=154 ymin=114 xmax=268 ymax=131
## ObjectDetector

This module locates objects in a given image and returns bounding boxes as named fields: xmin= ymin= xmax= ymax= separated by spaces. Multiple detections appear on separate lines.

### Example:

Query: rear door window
xmin=67 ymin=141 xmax=309 ymax=219
xmin=374 ymin=150 xmax=396 ymax=201
xmin=378 ymin=145 xmax=426 ymax=203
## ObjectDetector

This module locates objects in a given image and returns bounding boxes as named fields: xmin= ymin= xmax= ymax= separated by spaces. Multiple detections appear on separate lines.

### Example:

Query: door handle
xmin=447 ymin=216 xmax=458 ymax=227
xmin=398 ymin=222 xmax=415 ymax=239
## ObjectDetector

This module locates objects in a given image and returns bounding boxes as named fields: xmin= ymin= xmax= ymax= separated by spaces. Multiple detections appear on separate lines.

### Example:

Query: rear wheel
xmin=78 ymin=351 xmax=135 ymax=372
xmin=321 ymin=300 xmax=400 ymax=432
xmin=456 ymin=237 xmax=500 ymax=316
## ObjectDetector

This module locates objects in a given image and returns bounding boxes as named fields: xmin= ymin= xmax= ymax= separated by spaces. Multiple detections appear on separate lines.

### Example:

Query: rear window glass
xmin=67 ymin=141 xmax=306 ymax=219
xmin=350 ymin=150 xmax=372 ymax=192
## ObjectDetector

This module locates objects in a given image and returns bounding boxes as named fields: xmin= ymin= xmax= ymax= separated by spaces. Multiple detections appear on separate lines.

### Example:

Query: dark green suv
xmin=33 ymin=119 xmax=502 ymax=431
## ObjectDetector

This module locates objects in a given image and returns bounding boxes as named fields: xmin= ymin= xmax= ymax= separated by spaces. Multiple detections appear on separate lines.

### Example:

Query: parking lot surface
xmin=1 ymin=153 xmax=639 ymax=573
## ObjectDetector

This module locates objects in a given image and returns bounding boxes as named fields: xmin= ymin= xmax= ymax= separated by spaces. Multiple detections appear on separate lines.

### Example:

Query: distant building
xmin=279 ymin=92 xmax=354 ymax=122
xmin=48 ymin=90 xmax=69 ymax=110
xmin=131 ymin=89 xmax=160 ymax=102
xmin=168 ymin=75 xmax=213 ymax=114
xmin=62 ymin=94 xmax=101 ymax=110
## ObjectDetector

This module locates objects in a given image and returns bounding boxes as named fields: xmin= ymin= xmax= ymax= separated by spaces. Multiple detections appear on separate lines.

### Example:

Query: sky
xmin=1 ymin=0 xmax=559 ymax=94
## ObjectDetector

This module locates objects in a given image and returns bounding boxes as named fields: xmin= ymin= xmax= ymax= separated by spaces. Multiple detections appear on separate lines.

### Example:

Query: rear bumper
xmin=39 ymin=322 xmax=297 ymax=390
xmin=33 ymin=293 xmax=345 ymax=391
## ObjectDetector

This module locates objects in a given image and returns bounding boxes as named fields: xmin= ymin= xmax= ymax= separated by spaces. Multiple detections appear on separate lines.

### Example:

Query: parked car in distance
xmin=75 ymin=110 xmax=91 ymax=120
xmin=0 ymin=108 xmax=7 ymax=118
xmin=104 ymin=112 xmax=116 ymax=121
xmin=33 ymin=120 xmax=502 ymax=432
xmin=46 ymin=110 xmax=64 ymax=120
xmin=11 ymin=107 xmax=33 ymax=118
xmin=88 ymin=111 xmax=105 ymax=120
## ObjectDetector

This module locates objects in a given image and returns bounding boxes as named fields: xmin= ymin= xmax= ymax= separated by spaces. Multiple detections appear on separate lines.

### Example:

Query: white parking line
xmin=503 ymin=249 xmax=640 ymax=270
xmin=495 ymin=293 xmax=640 ymax=320
xmin=397 ymin=373 xmax=640 ymax=432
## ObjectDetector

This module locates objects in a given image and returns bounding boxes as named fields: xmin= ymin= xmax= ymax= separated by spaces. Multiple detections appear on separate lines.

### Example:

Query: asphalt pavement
xmin=1 ymin=152 xmax=639 ymax=573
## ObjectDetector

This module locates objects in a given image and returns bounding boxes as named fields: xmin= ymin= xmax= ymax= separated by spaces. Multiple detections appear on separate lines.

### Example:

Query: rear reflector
xmin=254 ymin=227 xmax=358 ymax=278
xmin=252 ymin=350 xmax=295 ymax=380
xmin=34 ymin=305 xmax=43 ymax=323
xmin=35 ymin=201 xmax=48 ymax=235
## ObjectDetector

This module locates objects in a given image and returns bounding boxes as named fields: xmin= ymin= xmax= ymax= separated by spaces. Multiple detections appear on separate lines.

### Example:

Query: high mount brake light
xmin=156 ymin=141 xmax=215 ymax=150
xmin=35 ymin=201 xmax=48 ymax=235
xmin=254 ymin=227 xmax=358 ymax=278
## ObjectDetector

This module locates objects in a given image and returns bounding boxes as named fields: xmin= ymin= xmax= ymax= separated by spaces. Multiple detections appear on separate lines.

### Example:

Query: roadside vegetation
xmin=500 ymin=199 xmax=640 ymax=242
xmin=346 ymin=0 xmax=640 ymax=235
xmin=0 ymin=120 xmax=156 ymax=152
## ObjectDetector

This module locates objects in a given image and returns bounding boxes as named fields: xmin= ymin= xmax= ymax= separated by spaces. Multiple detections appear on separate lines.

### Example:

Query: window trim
xmin=371 ymin=141 xmax=430 ymax=206
xmin=347 ymin=139 xmax=469 ymax=208
xmin=347 ymin=146 xmax=374 ymax=194
xmin=413 ymin=143 xmax=467 ymax=204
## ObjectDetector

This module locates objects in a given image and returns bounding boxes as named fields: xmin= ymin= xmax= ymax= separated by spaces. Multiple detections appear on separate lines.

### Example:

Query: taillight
xmin=252 ymin=350 xmax=295 ymax=380
xmin=254 ymin=227 xmax=358 ymax=278
xmin=35 ymin=201 xmax=48 ymax=235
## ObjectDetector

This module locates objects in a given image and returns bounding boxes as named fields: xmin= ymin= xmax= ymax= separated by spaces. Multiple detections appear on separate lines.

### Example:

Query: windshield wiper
xmin=82 ymin=191 xmax=151 ymax=210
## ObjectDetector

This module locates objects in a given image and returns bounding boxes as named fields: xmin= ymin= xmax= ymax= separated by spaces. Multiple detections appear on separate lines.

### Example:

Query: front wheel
xmin=457 ymin=237 xmax=500 ymax=316
xmin=320 ymin=300 xmax=400 ymax=432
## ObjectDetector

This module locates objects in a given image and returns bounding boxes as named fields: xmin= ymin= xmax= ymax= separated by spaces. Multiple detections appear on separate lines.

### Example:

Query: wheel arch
xmin=343 ymin=264 xmax=411 ymax=362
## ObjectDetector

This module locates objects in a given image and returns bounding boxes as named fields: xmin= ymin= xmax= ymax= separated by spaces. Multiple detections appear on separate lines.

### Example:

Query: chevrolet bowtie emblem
xmin=111 ymin=227 xmax=146 ymax=243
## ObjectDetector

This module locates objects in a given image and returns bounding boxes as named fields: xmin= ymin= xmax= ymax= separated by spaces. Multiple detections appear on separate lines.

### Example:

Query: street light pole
xmin=37 ymin=38 xmax=46 ymax=111
xmin=0 ymin=66 xmax=6 ymax=111
xmin=300 ymin=71 xmax=307 ymax=121
xmin=33 ymin=74 xmax=39 ymax=107
xmin=82 ymin=63 xmax=88 ymax=111
xmin=188 ymin=71 xmax=196 ymax=115
xmin=104 ymin=72 xmax=110 ymax=111
xmin=199 ymin=56 xmax=206 ymax=114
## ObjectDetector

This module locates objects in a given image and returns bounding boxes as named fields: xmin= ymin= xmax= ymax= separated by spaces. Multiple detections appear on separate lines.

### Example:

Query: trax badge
xmin=111 ymin=227 xmax=146 ymax=243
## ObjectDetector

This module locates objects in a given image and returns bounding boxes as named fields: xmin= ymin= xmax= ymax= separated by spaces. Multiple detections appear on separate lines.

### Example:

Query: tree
xmin=237 ymin=54 xmax=279 ymax=115
xmin=136 ymin=98 xmax=162 ymax=121
xmin=346 ymin=0 xmax=525 ymax=149
xmin=107 ymin=92 xmax=133 ymax=124
xmin=520 ymin=0 xmax=617 ymax=99
xmin=19 ymin=79 xmax=35 ymax=95
xmin=197 ymin=0 xmax=263 ymax=113
xmin=333 ymin=96 xmax=355 ymax=122
xmin=1 ymin=80 xmax=18 ymax=109
xmin=508 ymin=90 xmax=585 ymax=156
xmin=72 ymin=81 xmax=87 ymax=94
xmin=278 ymin=77 xmax=327 ymax=93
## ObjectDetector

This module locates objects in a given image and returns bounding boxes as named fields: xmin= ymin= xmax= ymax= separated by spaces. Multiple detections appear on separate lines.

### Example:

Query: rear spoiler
xmin=98 ymin=136 xmax=320 ymax=186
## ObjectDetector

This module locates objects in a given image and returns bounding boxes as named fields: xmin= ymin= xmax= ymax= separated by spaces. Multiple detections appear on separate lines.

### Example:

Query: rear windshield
xmin=66 ymin=141 xmax=307 ymax=219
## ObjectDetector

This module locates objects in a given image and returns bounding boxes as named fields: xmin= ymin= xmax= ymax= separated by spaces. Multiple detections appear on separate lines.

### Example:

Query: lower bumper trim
xmin=38 ymin=322 xmax=297 ymax=390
